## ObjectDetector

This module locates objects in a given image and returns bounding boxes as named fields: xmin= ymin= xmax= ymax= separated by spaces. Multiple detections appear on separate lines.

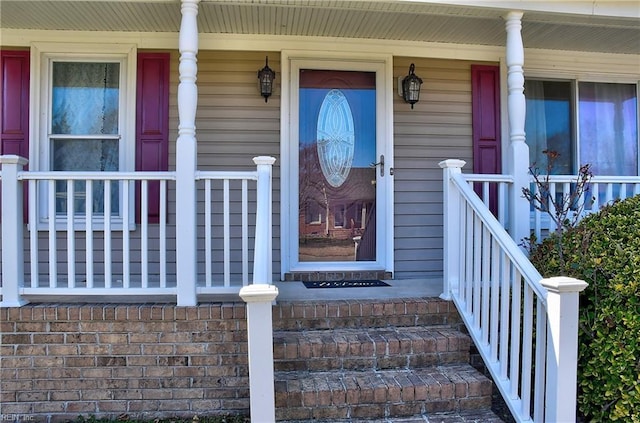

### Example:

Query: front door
xmin=284 ymin=57 xmax=393 ymax=276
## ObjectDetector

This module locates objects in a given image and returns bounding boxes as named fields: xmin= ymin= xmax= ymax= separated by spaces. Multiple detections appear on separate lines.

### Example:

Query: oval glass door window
xmin=316 ymin=89 xmax=355 ymax=187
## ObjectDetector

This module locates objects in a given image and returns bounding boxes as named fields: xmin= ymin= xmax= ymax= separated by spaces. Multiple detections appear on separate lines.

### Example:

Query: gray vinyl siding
xmin=169 ymin=50 xmax=283 ymax=281
xmin=393 ymin=57 xmax=476 ymax=279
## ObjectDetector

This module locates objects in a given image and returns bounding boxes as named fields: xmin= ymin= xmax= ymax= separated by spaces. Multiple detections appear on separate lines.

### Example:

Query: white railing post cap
xmin=239 ymin=284 xmax=279 ymax=303
xmin=253 ymin=156 xmax=277 ymax=166
xmin=0 ymin=155 xmax=28 ymax=165
xmin=439 ymin=159 xmax=466 ymax=169
xmin=541 ymin=276 xmax=588 ymax=293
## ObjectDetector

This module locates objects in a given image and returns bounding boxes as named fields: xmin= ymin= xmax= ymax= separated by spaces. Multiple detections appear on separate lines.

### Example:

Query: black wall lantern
xmin=401 ymin=63 xmax=423 ymax=109
xmin=258 ymin=56 xmax=276 ymax=102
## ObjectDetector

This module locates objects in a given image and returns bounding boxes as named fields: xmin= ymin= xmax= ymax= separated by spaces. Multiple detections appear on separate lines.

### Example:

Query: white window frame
xmin=30 ymin=42 xmax=137 ymax=230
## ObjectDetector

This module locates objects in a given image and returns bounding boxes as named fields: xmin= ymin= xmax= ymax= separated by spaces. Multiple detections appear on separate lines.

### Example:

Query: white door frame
xmin=279 ymin=50 xmax=394 ymax=278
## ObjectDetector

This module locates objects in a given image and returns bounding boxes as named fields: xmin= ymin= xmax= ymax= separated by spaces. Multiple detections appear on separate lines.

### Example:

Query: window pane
xmin=579 ymin=82 xmax=638 ymax=176
xmin=51 ymin=62 xmax=120 ymax=135
xmin=525 ymin=80 xmax=573 ymax=174
xmin=52 ymin=138 xmax=119 ymax=215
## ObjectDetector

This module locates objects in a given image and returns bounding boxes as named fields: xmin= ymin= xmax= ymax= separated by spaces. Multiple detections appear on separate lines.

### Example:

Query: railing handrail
xmin=531 ymin=174 xmax=640 ymax=184
xmin=196 ymin=170 xmax=258 ymax=181
xmin=19 ymin=170 xmax=177 ymax=181
xmin=453 ymin=171 xmax=547 ymax=303
xmin=461 ymin=173 xmax=515 ymax=183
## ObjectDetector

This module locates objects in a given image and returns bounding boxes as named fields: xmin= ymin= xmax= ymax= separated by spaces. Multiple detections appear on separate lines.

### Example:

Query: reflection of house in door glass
xmin=298 ymin=70 xmax=376 ymax=262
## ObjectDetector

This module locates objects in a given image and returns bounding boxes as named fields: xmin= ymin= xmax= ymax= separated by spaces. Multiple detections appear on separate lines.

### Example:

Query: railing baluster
xmin=104 ymin=180 xmax=112 ymax=288
xmin=534 ymin=300 xmax=547 ymax=422
xmin=141 ymin=180 xmax=149 ymax=288
xmin=489 ymin=238 xmax=500 ymax=362
xmin=482 ymin=181 xmax=490 ymax=208
xmin=29 ymin=180 xmax=38 ymax=288
xmin=48 ymin=180 xmax=57 ymax=288
xmin=223 ymin=179 xmax=231 ymax=287
xmin=499 ymin=254 xmax=510 ymax=380
xmin=473 ymin=214 xmax=482 ymax=329
xmin=66 ymin=180 xmax=75 ymax=288
xmin=122 ymin=180 xmax=130 ymax=288
xmin=481 ymin=225 xmax=490 ymax=345
xmin=510 ymin=268 xmax=522 ymax=399
xmin=606 ymin=183 xmax=613 ymax=204
xmin=205 ymin=179 xmax=213 ymax=287
xmin=242 ymin=179 xmax=249 ymax=286
xmin=465 ymin=203 xmax=473 ymax=314
xmin=86 ymin=180 xmax=94 ymax=288
xmin=159 ymin=180 xmax=167 ymax=289
xmin=591 ymin=182 xmax=600 ymax=211
xmin=521 ymin=284 xmax=534 ymax=418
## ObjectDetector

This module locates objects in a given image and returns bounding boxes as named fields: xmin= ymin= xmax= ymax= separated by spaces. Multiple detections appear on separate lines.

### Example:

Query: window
xmin=33 ymin=43 xmax=136 ymax=227
xmin=51 ymin=61 xmax=121 ymax=215
xmin=525 ymin=79 xmax=638 ymax=176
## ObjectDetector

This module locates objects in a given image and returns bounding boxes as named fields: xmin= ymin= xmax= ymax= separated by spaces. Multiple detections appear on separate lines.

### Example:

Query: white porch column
xmin=439 ymin=159 xmax=466 ymax=301
xmin=541 ymin=276 xmax=588 ymax=423
xmin=0 ymin=155 xmax=29 ymax=307
xmin=504 ymin=11 xmax=530 ymax=247
xmin=176 ymin=0 xmax=200 ymax=306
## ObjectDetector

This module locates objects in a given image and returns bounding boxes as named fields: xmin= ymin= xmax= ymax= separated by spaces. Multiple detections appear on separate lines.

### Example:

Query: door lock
xmin=370 ymin=154 xmax=385 ymax=177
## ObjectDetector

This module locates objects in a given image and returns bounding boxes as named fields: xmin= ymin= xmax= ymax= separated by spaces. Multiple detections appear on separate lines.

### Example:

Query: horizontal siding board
xmin=393 ymin=57 xmax=477 ymax=279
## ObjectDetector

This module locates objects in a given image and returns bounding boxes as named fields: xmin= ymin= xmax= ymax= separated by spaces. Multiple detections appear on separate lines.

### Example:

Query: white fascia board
xmin=409 ymin=0 xmax=640 ymax=19
xmin=197 ymin=34 xmax=504 ymax=61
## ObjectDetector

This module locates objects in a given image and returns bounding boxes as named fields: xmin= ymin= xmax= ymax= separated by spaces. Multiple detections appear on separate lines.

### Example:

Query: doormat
xmin=303 ymin=280 xmax=390 ymax=289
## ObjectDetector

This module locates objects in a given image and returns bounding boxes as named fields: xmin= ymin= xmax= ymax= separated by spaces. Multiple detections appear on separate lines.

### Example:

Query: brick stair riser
xmin=273 ymin=329 xmax=470 ymax=372
xmin=273 ymin=299 xmax=462 ymax=331
xmin=274 ymin=368 xmax=493 ymax=421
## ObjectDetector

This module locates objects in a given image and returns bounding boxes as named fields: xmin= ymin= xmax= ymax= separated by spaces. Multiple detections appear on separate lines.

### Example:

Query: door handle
xmin=370 ymin=154 xmax=385 ymax=177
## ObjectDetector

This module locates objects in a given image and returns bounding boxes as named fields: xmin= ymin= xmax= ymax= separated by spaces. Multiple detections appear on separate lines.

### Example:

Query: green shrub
xmin=530 ymin=196 xmax=640 ymax=422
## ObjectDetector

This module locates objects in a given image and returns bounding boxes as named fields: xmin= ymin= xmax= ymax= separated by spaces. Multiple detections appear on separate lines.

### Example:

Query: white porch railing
xmin=441 ymin=159 xmax=588 ymax=423
xmin=529 ymin=175 xmax=640 ymax=240
xmin=0 ymin=155 xmax=275 ymax=306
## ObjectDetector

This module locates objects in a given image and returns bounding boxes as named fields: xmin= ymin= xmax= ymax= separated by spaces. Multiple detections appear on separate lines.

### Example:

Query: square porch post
xmin=175 ymin=0 xmax=200 ymax=306
xmin=0 ymin=155 xmax=29 ymax=307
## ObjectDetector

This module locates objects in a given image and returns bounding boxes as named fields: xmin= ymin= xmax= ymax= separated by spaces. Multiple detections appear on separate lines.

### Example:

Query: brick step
xmin=273 ymin=298 xmax=462 ymax=331
xmin=274 ymin=365 xmax=493 ymax=421
xmin=279 ymin=408 xmax=504 ymax=423
xmin=274 ymin=327 xmax=471 ymax=372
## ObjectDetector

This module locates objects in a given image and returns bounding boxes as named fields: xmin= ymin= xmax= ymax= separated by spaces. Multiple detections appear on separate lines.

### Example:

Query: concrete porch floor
xmin=273 ymin=278 xmax=443 ymax=301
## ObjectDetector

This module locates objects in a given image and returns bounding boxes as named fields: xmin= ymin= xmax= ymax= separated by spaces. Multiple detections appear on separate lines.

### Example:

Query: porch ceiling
xmin=1 ymin=0 xmax=639 ymax=55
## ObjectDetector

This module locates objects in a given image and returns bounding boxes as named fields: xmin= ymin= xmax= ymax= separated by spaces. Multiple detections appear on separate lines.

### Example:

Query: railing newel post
xmin=541 ymin=276 xmax=588 ymax=423
xmin=240 ymin=155 xmax=278 ymax=422
xmin=0 ymin=155 xmax=29 ymax=307
xmin=252 ymin=156 xmax=276 ymax=284
xmin=439 ymin=159 xmax=466 ymax=300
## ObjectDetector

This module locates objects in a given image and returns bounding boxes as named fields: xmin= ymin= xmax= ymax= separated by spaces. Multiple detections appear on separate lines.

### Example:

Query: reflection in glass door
xmin=298 ymin=70 xmax=376 ymax=262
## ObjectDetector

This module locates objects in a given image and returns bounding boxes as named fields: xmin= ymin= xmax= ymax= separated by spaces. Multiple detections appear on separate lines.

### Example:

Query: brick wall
xmin=0 ymin=303 xmax=250 ymax=422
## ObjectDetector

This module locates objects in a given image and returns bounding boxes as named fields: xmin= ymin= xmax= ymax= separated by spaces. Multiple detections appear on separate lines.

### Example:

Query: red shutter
xmin=1 ymin=50 xmax=30 ymax=222
xmin=1 ymin=50 xmax=30 ymax=159
xmin=471 ymin=64 xmax=501 ymax=214
xmin=135 ymin=52 xmax=170 ymax=224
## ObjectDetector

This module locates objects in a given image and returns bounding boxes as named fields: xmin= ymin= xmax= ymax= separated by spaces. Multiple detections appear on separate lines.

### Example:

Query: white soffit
xmin=1 ymin=1 xmax=638 ymax=54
